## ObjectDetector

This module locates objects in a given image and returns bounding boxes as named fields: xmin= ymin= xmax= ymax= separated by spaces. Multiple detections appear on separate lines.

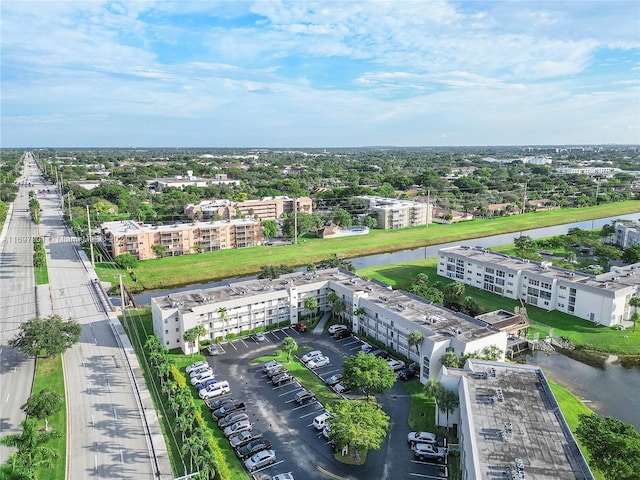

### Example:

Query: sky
xmin=1 ymin=0 xmax=639 ymax=148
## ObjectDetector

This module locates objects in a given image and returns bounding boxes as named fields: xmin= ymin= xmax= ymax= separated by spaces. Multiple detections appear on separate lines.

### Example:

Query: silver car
xmin=244 ymin=449 xmax=276 ymax=472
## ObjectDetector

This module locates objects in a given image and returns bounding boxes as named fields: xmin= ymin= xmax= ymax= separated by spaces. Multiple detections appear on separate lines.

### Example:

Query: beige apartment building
xmin=356 ymin=195 xmax=432 ymax=229
xmin=184 ymin=196 xmax=313 ymax=221
xmin=101 ymin=219 xmax=261 ymax=260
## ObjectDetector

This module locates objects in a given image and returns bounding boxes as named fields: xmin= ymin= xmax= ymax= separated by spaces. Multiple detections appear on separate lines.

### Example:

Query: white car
xmin=189 ymin=366 xmax=212 ymax=378
xmin=306 ymin=355 xmax=330 ymax=369
xmin=300 ymin=350 xmax=323 ymax=363
xmin=272 ymin=473 xmax=294 ymax=480
xmin=387 ymin=359 xmax=406 ymax=371
xmin=191 ymin=372 xmax=215 ymax=385
xmin=360 ymin=342 xmax=373 ymax=353
xmin=312 ymin=412 xmax=333 ymax=430
xmin=244 ymin=449 xmax=276 ymax=472
xmin=328 ymin=324 xmax=347 ymax=335
xmin=185 ymin=361 xmax=207 ymax=373
xmin=407 ymin=431 xmax=438 ymax=445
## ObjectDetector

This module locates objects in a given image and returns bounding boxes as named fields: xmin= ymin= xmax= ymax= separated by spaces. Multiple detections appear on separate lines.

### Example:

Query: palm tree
xmin=218 ymin=307 xmax=227 ymax=340
xmin=194 ymin=449 xmax=217 ymax=480
xmin=162 ymin=379 xmax=178 ymax=400
xmin=304 ymin=296 xmax=318 ymax=316
xmin=630 ymin=296 xmax=640 ymax=333
xmin=156 ymin=358 xmax=172 ymax=386
xmin=0 ymin=453 xmax=33 ymax=479
xmin=407 ymin=330 xmax=424 ymax=359
xmin=423 ymin=380 xmax=445 ymax=426
xmin=438 ymin=389 xmax=460 ymax=432
xmin=176 ymin=411 xmax=193 ymax=442
xmin=0 ymin=419 xmax=61 ymax=475
xmin=183 ymin=325 xmax=207 ymax=357
xmin=281 ymin=337 xmax=298 ymax=363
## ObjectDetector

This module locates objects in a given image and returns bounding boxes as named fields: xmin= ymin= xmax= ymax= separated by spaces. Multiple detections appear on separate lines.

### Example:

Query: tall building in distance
xmin=101 ymin=218 xmax=261 ymax=260
xmin=355 ymin=195 xmax=432 ymax=229
xmin=185 ymin=196 xmax=313 ymax=222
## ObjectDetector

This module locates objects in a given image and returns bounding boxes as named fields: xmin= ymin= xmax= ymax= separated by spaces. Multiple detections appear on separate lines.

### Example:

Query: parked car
xmin=413 ymin=443 xmax=447 ymax=462
xmin=229 ymin=429 xmax=263 ymax=449
xmin=294 ymin=390 xmax=316 ymax=405
xmin=195 ymin=377 xmax=218 ymax=391
xmin=199 ymin=381 xmax=231 ymax=400
xmin=328 ymin=324 xmax=347 ymax=335
xmin=306 ymin=355 xmax=330 ymax=369
xmin=272 ymin=372 xmax=293 ymax=386
xmin=224 ymin=419 xmax=252 ymax=438
xmin=235 ymin=438 xmax=273 ymax=460
xmin=213 ymin=402 xmax=247 ymax=419
xmin=185 ymin=361 xmax=207 ymax=374
xmin=266 ymin=365 xmax=287 ymax=378
xmin=334 ymin=329 xmax=351 ymax=339
xmin=332 ymin=382 xmax=351 ymax=394
xmin=189 ymin=366 xmax=212 ymax=378
xmin=368 ymin=349 xmax=390 ymax=359
xmin=324 ymin=373 xmax=342 ymax=386
xmin=387 ymin=359 xmax=406 ymax=371
xmin=312 ymin=412 xmax=334 ymax=430
xmin=262 ymin=360 xmax=281 ymax=373
xmin=398 ymin=362 xmax=419 ymax=380
xmin=300 ymin=350 xmax=323 ymax=363
xmin=251 ymin=333 xmax=266 ymax=342
xmin=407 ymin=431 xmax=438 ymax=446
xmin=218 ymin=412 xmax=250 ymax=429
xmin=206 ymin=397 xmax=234 ymax=411
xmin=205 ymin=344 xmax=221 ymax=355
xmin=244 ymin=449 xmax=276 ymax=472
xmin=360 ymin=342 xmax=373 ymax=353
xmin=272 ymin=474 xmax=294 ymax=480
xmin=191 ymin=372 xmax=215 ymax=386
xmin=293 ymin=322 xmax=308 ymax=332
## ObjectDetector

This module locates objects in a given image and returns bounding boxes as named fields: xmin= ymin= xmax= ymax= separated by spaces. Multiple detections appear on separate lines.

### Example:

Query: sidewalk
xmin=313 ymin=311 xmax=331 ymax=334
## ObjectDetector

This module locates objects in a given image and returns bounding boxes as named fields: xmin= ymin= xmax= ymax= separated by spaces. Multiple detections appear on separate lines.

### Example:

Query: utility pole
xmin=86 ymin=205 xmax=95 ymax=268
xmin=68 ymin=191 xmax=73 ymax=222
xmin=294 ymin=197 xmax=298 ymax=245
xmin=119 ymin=274 xmax=127 ymax=327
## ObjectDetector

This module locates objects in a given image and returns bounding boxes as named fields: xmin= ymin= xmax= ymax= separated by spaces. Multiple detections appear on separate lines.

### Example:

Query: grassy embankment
xmin=33 ymin=355 xmax=66 ymax=480
xmin=95 ymin=202 xmax=640 ymax=292
xmin=357 ymin=259 xmax=640 ymax=356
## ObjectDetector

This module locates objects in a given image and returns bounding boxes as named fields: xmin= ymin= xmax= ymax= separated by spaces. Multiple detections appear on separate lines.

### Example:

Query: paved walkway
xmin=313 ymin=311 xmax=331 ymax=334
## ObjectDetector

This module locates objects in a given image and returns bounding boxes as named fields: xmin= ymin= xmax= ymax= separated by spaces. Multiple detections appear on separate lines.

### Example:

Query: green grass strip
xmin=32 ymin=355 xmax=66 ymax=480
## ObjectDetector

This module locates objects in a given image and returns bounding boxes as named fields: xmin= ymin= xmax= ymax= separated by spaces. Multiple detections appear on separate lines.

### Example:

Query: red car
xmin=293 ymin=322 xmax=308 ymax=332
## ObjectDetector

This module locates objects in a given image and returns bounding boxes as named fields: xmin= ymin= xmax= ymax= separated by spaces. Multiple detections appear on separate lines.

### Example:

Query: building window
xmin=176 ymin=328 xmax=179 ymax=332
xmin=165 ymin=330 xmax=168 ymax=334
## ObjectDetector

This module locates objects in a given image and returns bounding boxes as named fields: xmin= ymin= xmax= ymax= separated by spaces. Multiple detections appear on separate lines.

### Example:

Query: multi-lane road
xmin=1 ymin=153 xmax=171 ymax=479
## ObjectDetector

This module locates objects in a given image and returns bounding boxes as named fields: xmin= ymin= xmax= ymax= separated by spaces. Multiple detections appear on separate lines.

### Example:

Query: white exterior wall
xmin=457 ymin=376 xmax=479 ymax=480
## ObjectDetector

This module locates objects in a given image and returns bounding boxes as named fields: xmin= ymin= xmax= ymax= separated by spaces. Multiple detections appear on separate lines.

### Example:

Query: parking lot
xmin=202 ymin=326 xmax=448 ymax=479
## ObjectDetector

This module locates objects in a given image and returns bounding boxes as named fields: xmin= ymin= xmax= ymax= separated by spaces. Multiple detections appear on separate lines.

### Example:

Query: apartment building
xmin=356 ymin=195 xmax=432 ymax=229
xmin=151 ymin=268 xmax=506 ymax=382
xmin=184 ymin=196 xmax=313 ymax=221
xmin=614 ymin=221 xmax=640 ymax=248
xmin=101 ymin=218 xmax=261 ymax=260
xmin=440 ymin=360 xmax=593 ymax=480
xmin=152 ymin=171 xmax=241 ymax=189
xmin=437 ymin=246 xmax=639 ymax=327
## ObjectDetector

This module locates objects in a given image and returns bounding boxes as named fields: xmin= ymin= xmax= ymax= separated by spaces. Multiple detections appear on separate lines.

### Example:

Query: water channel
xmin=132 ymin=212 xmax=640 ymax=430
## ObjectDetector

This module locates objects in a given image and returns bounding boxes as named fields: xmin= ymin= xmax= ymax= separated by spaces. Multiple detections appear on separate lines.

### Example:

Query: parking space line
xmin=271 ymin=381 xmax=294 ymax=390
xmin=341 ymin=339 xmax=360 ymax=346
xmin=319 ymin=369 xmax=340 ymax=379
xmin=227 ymin=342 xmax=238 ymax=351
xmin=270 ymin=331 xmax=280 ymax=340
xmin=409 ymin=473 xmax=447 ymax=479
xmin=349 ymin=345 xmax=363 ymax=351
xmin=300 ymin=407 xmax=325 ymax=419
xmin=292 ymin=401 xmax=319 ymax=411
xmin=239 ymin=339 xmax=249 ymax=347
xmin=279 ymin=387 xmax=302 ymax=397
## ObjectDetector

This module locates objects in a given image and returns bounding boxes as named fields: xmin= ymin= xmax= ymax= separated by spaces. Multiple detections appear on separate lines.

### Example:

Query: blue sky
xmin=1 ymin=1 xmax=639 ymax=147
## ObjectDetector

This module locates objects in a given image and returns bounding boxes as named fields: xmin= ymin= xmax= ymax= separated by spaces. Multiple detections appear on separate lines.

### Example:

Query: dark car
xmin=294 ymin=389 xmax=316 ymax=405
xmin=266 ymin=365 xmax=286 ymax=378
xmin=206 ymin=397 xmax=234 ymax=411
xmin=235 ymin=438 xmax=273 ymax=460
xmin=218 ymin=412 xmax=250 ymax=429
xmin=272 ymin=372 xmax=293 ymax=386
xmin=213 ymin=402 xmax=247 ymax=419
xmin=324 ymin=373 xmax=342 ymax=386
xmin=368 ymin=349 xmax=390 ymax=359
xmin=334 ymin=329 xmax=351 ymax=339
xmin=293 ymin=322 xmax=308 ymax=332
xmin=196 ymin=377 xmax=218 ymax=391
xmin=398 ymin=362 xmax=419 ymax=380
xmin=229 ymin=430 xmax=264 ymax=449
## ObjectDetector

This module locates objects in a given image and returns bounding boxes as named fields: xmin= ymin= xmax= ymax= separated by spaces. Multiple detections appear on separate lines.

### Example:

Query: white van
xmin=200 ymin=381 xmax=230 ymax=400
xmin=312 ymin=412 xmax=334 ymax=430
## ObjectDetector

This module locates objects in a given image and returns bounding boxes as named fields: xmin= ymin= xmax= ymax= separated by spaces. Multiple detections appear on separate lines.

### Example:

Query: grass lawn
xmin=357 ymin=259 xmax=640 ymax=355
xmin=548 ymin=380 xmax=605 ymax=480
xmin=106 ymin=202 xmax=640 ymax=292
xmin=124 ymin=310 xmax=247 ymax=480
xmin=402 ymin=379 xmax=437 ymax=432
xmin=33 ymin=355 xmax=66 ymax=480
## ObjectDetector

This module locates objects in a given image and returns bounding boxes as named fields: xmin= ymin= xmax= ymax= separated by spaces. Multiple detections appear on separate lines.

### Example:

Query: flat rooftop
xmin=152 ymin=268 xmax=501 ymax=342
xmin=441 ymin=246 xmax=639 ymax=293
xmin=102 ymin=218 xmax=259 ymax=235
xmin=464 ymin=361 xmax=593 ymax=480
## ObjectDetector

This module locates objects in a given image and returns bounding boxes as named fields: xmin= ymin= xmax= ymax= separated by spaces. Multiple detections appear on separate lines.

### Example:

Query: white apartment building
xmin=440 ymin=360 xmax=593 ymax=480
xmin=151 ymin=268 xmax=506 ymax=382
xmin=356 ymin=195 xmax=432 ymax=229
xmin=614 ymin=221 xmax=640 ymax=248
xmin=438 ymin=246 xmax=639 ymax=327
xmin=185 ymin=196 xmax=313 ymax=222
